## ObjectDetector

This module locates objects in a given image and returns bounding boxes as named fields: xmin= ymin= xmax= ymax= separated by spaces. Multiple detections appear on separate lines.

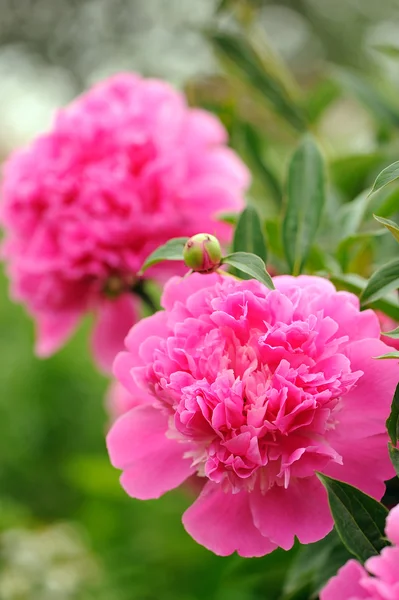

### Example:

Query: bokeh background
xmin=1 ymin=1 xmax=399 ymax=598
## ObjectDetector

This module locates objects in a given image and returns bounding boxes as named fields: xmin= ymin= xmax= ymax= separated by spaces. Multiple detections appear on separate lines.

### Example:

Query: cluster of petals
xmin=321 ymin=504 xmax=399 ymax=600
xmin=0 ymin=73 xmax=248 ymax=370
xmin=107 ymin=273 xmax=398 ymax=556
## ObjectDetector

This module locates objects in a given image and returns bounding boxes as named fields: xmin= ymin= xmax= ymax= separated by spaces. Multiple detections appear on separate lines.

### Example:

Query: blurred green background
xmin=1 ymin=0 xmax=399 ymax=598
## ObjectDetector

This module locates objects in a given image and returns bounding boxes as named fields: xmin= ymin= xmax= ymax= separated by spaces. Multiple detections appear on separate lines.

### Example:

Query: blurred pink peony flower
xmin=320 ymin=504 xmax=399 ymax=600
xmin=107 ymin=273 xmax=398 ymax=557
xmin=1 ymin=74 xmax=248 ymax=370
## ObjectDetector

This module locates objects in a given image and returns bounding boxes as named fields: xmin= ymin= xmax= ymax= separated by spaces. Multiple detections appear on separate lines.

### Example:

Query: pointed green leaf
xmin=241 ymin=123 xmax=281 ymax=204
xmin=140 ymin=237 xmax=188 ymax=273
xmin=382 ymin=326 xmax=399 ymax=339
xmin=233 ymin=206 xmax=267 ymax=270
xmin=386 ymin=383 xmax=399 ymax=446
xmin=208 ymin=31 xmax=306 ymax=131
xmin=374 ymin=44 xmax=399 ymax=59
xmin=369 ymin=161 xmax=399 ymax=196
xmin=375 ymin=351 xmax=399 ymax=360
xmin=328 ymin=272 xmax=399 ymax=321
xmin=317 ymin=473 xmax=389 ymax=563
xmin=222 ymin=252 xmax=275 ymax=289
xmin=374 ymin=215 xmax=399 ymax=244
xmin=360 ymin=258 xmax=399 ymax=305
xmin=283 ymin=135 xmax=326 ymax=275
xmin=388 ymin=443 xmax=399 ymax=477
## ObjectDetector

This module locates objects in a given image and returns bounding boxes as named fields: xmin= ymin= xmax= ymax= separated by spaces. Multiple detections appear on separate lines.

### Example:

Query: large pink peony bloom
xmin=1 ymin=74 xmax=248 ymax=370
xmin=107 ymin=273 xmax=398 ymax=556
xmin=320 ymin=504 xmax=399 ymax=600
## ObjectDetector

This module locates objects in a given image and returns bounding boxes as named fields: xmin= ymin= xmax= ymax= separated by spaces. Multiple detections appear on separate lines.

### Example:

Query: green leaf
xmin=369 ymin=161 xmax=399 ymax=196
xmin=335 ymin=68 xmax=399 ymax=127
xmin=233 ymin=206 xmax=267 ymax=269
xmin=382 ymin=326 xmax=399 ymax=339
xmin=388 ymin=443 xmax=399 ymax=477
xmin=375 ymin=351 xmax=399 ymax=360
xmin=222 ymin=252 xmax=275 ymax=289
xmin=283 ymin=135 xmax=326 ymax=275
xmin=373 ymin=44 xmax=399 ymax=59
xmin=386 ymin=383 xmax=399 ymax=446
xmin=317 ymin=473 xmax=389 ymax=563
xmin=360 ymin=258 xmax=399 ymax=305
xmin=241 ymin=123 xmax=282 ymax=204
xmin=140 ymin=237 xmax=188 ymax=273
xmin=374 ymin=215 xmax=399 ymax=244
xmin=208 ymin=30 xmax=306 ymax=131
xmin=327 ymin=272 xmax=399 ymax=321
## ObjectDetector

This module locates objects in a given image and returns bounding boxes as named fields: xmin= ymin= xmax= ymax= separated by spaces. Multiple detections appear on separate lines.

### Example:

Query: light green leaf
xmin=369 ymin=161 xmax=399 ymax=196
xmin=283 ymin=135 xmax=326 ymax=275
xmin=208 ymin=31 xmax=306 ymax=131
xmin=375 ymin=351 xmax=399 ymax=360
xmin=222 ymin=252 xmax=275 ymax=289
xmin=241 ymin=123 xmax=281 ymax=204
xmin=382 ymin=326 xmax=399 ymax=339
xmin=386 ymin=383 xmax=399 ymax=446
xmin=335 ymin=68 xmax=399 ymax=127
xmin=373 ymin=44 xmax=399 ymax=58
xmin=388 ymin=443 xmax=399 ymax=478
xmin=233 ymin=206 xmax=267 ymax=269
xmin=140 ymin=237 xmax=188 ymax=273
xmin=360 ymin=258 xmax=399 ymax=305
xmin=317 ymin=473 xmax=389 ymax=563
xmin=374 ymin=214 xmax=399 ymax=244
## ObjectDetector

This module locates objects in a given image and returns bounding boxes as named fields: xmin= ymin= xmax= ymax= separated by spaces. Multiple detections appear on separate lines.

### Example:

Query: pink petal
xmin=35 ymin=310 xmax=81 ymax=357
xmin=124 ymin=310 xmax=168 ymax=360
xmin=106 ymin=405 xmax=194 ymax=500
xmin=250 ymin=477 xmax=332 ymax=550
xmin=105 ymin=379 xmax=152 ymax=421
xmin=324 ymin=338 xmax=398 ymax=496
xmin=320 ymin=560 xmax=369 ymax=600
xmin=386 ymin=504 xmax=399 ymax=545
xmin=161 ymin=272 xmax=222 ymax=311
xmin=182 ymin=482 xmax=276 ymax=557
xmin=92 ymin=294 xmax=140 ymax=373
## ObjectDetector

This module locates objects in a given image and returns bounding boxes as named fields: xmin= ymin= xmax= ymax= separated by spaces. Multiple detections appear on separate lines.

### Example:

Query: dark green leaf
xmin=382 ymin=326 xmax=399 ymax=339
xmin=283 ymin=135 xmax=326 ymax=275
xmin=360 ymin=258 xmax=399 ymax=305
xmin=222 ymin=252 xmax=275 ymax=289
xmin=374 ymin=215 xmax=399 ymax=243
xmin=369 ymin=161 xmax=399 ymax=196
xmin=140 ymin=237 xmax=188 ymax=273
xmin=233 ymin=206 xmax=267 ymax=268
xmin=386 ymin=383 xmax=399 ymax=446
xmin=208 ymin=30 xmax=306 ymax=131
xmin=283 ymin=530 xmax=351 ymax=599
xmin=388 ymin=443 xmax=399 ymax=477
xmin=331 ymin=153 xmax=384 ymax=199
xmin=317 ymin=473 xmax=389 ymax=563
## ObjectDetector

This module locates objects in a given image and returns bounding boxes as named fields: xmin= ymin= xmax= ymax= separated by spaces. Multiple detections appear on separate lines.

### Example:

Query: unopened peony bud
xmin=183 ymin=233 xmax=222 ymax=273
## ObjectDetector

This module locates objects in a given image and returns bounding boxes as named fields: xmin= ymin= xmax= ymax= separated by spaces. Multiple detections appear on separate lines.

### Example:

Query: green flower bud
xmin=183 ymin=233 xmax=222 ymax=273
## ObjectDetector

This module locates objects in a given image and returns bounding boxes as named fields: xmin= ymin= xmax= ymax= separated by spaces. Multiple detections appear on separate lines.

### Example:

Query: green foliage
xmin=360 ymin=258 xmax=399 ymax=305
xmin=388 ymin=443 xmax=399 ymax=478
xmin=282 ymin=135 xmax=326 ymax=275
xmin=374 ymin=215 xmax=399 ymax=243
xmin=222 ymin=252 xmax=274 ymax=289
xmin=370 ymin=161 xmax=399 ymax=195
xmin=386 ymin=383 xmax=399 ymax=446
xmin=140 ymin=237 xmax=188 ymax=272
xmin=317 ymin=474 xmax=389 ymax=563
xmin=233 ymin=206 xmax=267 ymax=264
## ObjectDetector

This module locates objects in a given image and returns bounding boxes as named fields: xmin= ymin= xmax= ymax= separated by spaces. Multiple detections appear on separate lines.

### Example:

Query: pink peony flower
xmin=320 ymin=504 xmax=399 ymax=600
xmin=1 ymin=74 xmax=248 ymax=371
xmin=106 ymin=273 xmax=398 ymax=557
